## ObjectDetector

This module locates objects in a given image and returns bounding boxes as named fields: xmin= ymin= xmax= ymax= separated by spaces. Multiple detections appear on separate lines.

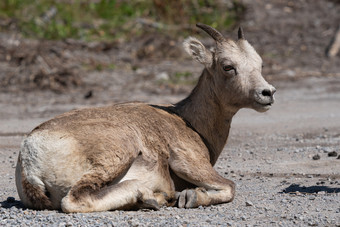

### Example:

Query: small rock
xmin=58 ymin=222 xmax=66 ymax=227
xmin=156 ymin=72 xmax=169 ymax=80
xmin=281 ymin=199 xmax=288 ymax=203
xmin=312 ymin=154 xmax=320 ymax=160
xmin=283 ymin=69 xmax=296 ymax=77
xmin=135 ymin=68 xmax=148 ymax=75
xmin=328 ymin=151 xmax=338 ymax=157
xmin=226 ymin=221 xmax=233 ymax=226
xmin=245 ymin=201 xmax=254 ymax=206
xmin=322 ymin=147 xmax=332 ymax=153
xmin=84 ymin=90 xmax=93 ymax=99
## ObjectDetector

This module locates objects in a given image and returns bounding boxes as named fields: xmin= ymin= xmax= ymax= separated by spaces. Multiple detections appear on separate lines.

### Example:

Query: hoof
xmin=140 ymin=199 xmax=160 ymax=210
xmin=177 ymin=189 xmax=198 ymax=208
xmin=185 ymin=189 xmax=198 ymax=208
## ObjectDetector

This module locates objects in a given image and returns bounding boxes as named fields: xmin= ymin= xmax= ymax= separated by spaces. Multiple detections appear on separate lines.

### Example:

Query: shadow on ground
xmin=0 ymin=197 xmax=24 ymax=209
xmin=281 ymin=184 xmax=340 ymax=194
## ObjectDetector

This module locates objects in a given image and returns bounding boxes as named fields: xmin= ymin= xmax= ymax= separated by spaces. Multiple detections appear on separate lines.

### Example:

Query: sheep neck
xmin=174 ymin=68 xmax=237 ymax=165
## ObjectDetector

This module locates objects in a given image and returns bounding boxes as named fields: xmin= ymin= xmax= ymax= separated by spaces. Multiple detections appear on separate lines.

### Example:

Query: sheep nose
xmin=261 ymin=87 xmax=276 ymax=97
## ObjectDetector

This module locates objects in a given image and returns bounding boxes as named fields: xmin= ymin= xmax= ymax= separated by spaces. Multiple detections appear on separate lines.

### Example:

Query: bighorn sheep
xmin=15 ymin=23 xmax=276 ymax=212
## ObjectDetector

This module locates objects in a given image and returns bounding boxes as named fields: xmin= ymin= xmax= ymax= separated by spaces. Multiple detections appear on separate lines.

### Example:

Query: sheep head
xmin=183 ymin=23 xmax=276 ymax=113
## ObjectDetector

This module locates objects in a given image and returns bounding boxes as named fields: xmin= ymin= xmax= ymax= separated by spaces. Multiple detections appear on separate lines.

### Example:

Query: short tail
xmin=15 ymin=155 xmax=53 ymax=210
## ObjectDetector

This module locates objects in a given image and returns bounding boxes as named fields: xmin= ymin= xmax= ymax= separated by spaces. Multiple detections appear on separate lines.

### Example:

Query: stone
xmin=328 ymin=151 xmax=338 ymax=157
xmin=312 ymin=154 xmax=320 ymax=160
xmin=245 ymin=201 xmax=254 ymax=206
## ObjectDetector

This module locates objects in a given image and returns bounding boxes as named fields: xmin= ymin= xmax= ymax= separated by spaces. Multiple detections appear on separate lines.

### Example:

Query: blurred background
xmin=0 ymin=0 xmax=339 ymax=100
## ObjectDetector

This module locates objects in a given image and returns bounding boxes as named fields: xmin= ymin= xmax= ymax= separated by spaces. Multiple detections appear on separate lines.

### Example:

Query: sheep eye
xmin=223 ymin=65 xmax=234 ymax=71
xmin=223 ymin=65 xmax=236 ymax=75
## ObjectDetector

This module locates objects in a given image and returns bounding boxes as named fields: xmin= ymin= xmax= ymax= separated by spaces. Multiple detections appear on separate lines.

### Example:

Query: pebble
xmin=245 ymin=201 xmax=254 ymax=206
xmin=322 ymin=147 xmax=332 ymax=153
xmin=226 ymin=221 xmax=233 ymax=226
xmin=155 ymin=72 xmax=169 ymax=80
xmin=265 ymin=207 xmax=271 ymax=211
xmin=328 ymin=151 xmax=338 ymax=157
xmin=312 ymin=154 xmax=320 ymax=160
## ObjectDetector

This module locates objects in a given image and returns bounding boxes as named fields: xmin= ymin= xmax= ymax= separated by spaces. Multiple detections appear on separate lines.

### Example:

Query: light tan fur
xmin=15 ymin=24 xmax=276 ymax=212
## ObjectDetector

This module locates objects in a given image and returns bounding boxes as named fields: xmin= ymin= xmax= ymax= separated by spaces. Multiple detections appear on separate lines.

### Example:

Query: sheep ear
xmin=183 ymin=37 xmax=212 ymax=67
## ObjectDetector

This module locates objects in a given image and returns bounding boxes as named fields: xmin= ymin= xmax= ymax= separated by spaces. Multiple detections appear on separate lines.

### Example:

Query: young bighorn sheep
xmin=15 ymin=23 xmax=276 ymax=212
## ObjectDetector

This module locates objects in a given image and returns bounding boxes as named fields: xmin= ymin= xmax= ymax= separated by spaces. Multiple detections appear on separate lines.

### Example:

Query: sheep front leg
xmin=176 ymin=186 xmax=234 ymax=208
xmin=170 ymin=152 xmax=235 ymax=208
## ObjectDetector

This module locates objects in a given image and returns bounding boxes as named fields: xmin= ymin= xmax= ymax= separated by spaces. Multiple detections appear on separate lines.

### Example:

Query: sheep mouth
xmin=258 ymin=102 xmax=272 ymax=107
xmin=254 ymin=100 xmax=274 ymax=111
xmin=253 ymin=92 xmax=275 ymax=109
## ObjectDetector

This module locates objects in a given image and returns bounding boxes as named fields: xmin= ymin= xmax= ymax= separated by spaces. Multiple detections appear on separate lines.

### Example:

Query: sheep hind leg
xmin=61 ymin=179 xmax=169 ymax=213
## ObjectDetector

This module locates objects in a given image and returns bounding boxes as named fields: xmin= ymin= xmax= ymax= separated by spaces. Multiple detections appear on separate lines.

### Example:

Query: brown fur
xmin=21 ymin=178 xmax=52 ymax=210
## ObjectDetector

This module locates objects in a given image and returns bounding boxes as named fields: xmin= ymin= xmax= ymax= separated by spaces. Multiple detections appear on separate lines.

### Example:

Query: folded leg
xmin=61 ymin=176 xmax=173 ymax=213
xmin=170 ymin=151 xmax=235 ymax=208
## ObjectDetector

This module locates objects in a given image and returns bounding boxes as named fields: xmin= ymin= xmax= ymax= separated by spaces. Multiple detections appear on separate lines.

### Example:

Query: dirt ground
xmin=0 ymin=0 xmax=339 ymax=226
